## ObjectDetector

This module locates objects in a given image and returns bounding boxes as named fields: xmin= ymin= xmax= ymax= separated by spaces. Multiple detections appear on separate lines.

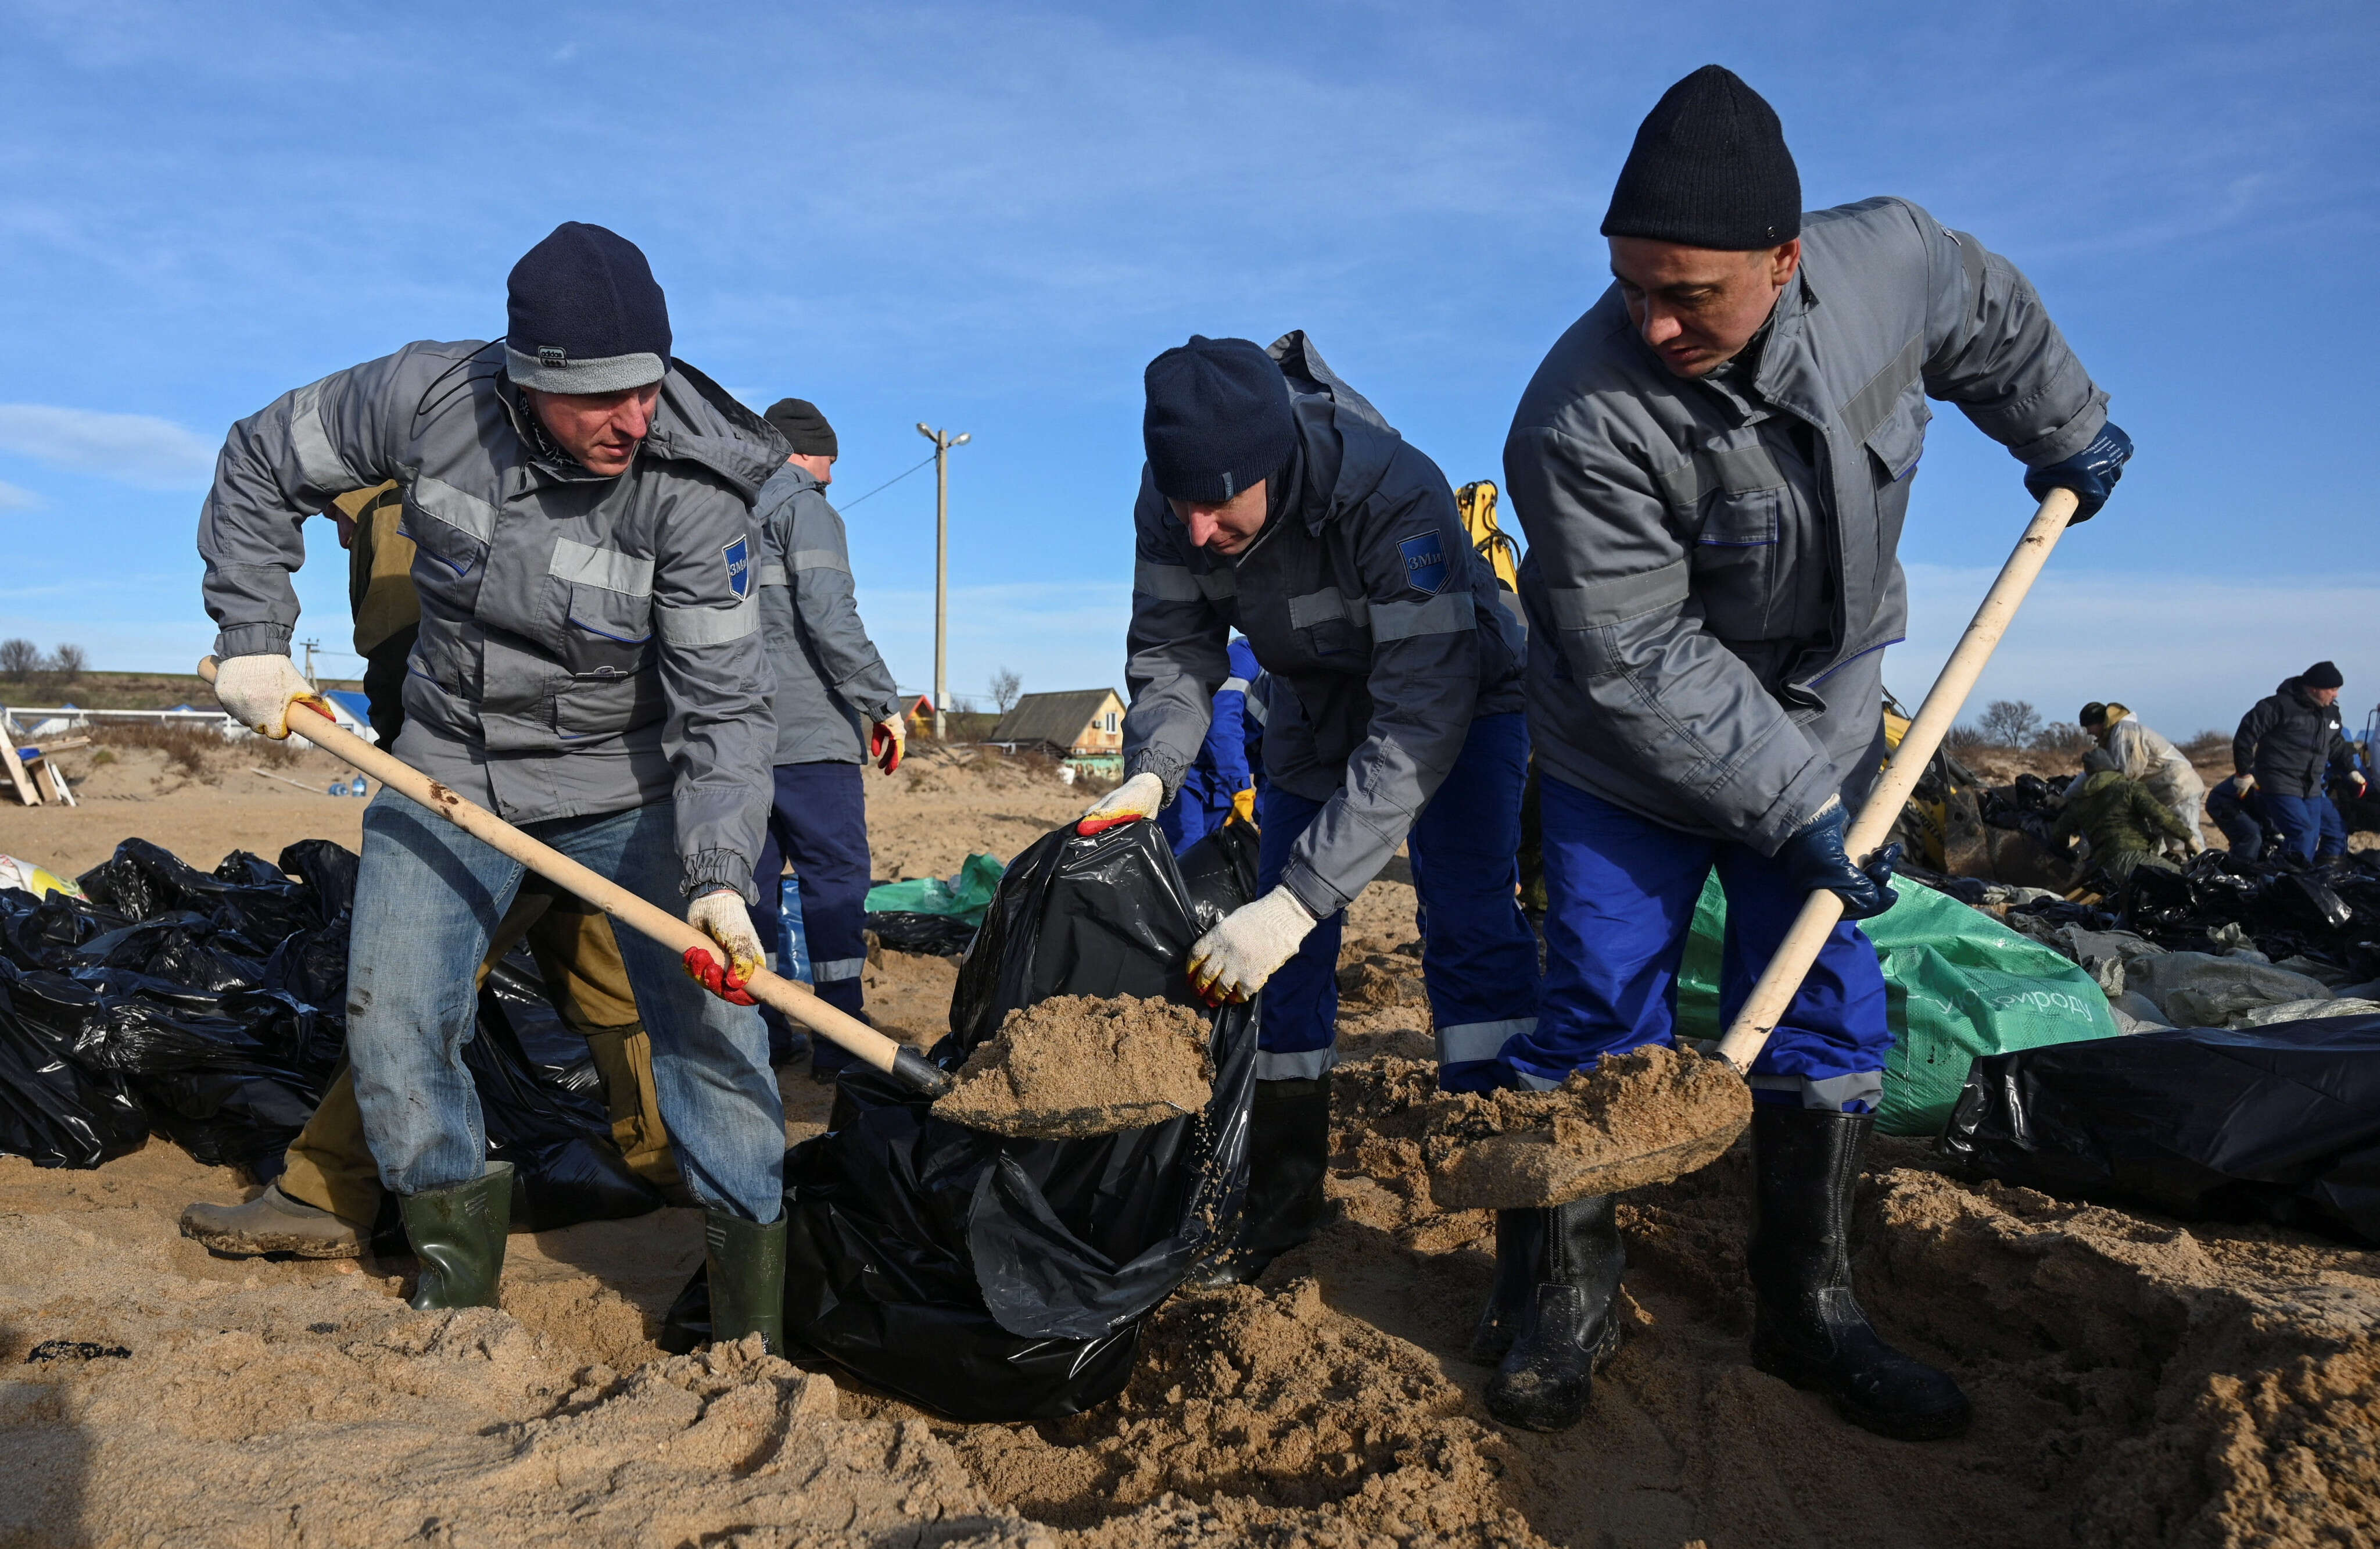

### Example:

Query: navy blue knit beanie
xmin=505 ymin=223 xmax=672 ymax=393
xmin=2305 ymin=660 xmax=2345 ymax=690
xmin=1143 ymin=337 xmax=1296 ymax=504
xmin=1601 ymin=66 xmax=1801 ymax=251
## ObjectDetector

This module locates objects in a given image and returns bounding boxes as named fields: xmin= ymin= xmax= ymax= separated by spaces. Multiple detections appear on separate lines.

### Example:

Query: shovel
xmin=198 ymin=657 xmax=954 ymax=1101
xmin=1424 ymin=487 xmax=2082 ymax=1207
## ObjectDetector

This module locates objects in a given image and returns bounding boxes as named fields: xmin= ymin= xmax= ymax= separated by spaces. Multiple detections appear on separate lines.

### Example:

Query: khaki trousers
xmin=276 ymin=877 xmax=679 ymax=1223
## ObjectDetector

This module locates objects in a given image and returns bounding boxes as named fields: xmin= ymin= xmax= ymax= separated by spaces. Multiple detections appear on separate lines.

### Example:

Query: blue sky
xmin=1 ymin=0 xmax=2374 ymax=738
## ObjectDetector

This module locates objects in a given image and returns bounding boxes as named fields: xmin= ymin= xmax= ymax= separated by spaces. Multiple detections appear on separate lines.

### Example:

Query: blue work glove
xmin=1775 ymin=802 xmax=1900 ymax=921
xmin=2023 ymin=421 xmax=2132 ymax=523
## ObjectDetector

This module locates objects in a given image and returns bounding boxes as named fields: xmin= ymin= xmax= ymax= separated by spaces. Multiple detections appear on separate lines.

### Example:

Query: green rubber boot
xmin=398 ymin=1162 xmax=514 ymax=1311
xmin=705 ymin=1210 xmax=788 ymax=1355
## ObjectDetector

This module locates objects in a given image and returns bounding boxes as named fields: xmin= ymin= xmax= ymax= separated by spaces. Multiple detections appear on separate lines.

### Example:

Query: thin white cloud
xmin=0 ymin=479 xmax=41 ymax=511
xmin=1894 ymin=564 xmax=2380 ymax=739
xmin=0 ymin=403 xmax=217 ymax=489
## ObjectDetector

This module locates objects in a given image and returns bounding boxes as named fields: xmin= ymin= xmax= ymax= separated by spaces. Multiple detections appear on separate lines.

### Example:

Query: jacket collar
xmin=489 ymin=345 xmax=787 ymax=500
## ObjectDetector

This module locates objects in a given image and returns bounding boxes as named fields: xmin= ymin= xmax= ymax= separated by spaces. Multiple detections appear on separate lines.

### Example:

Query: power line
xmin=837 ymin=452 xmax=938 ymax=510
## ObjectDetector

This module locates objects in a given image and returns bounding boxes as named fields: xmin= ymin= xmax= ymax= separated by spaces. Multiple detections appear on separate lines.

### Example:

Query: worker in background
xmin=1158 ymin=635 xmax=1261 ymax=854
xmin=181 ymin=481 xmax=679 ymax=1258
xmin=748 ymin=398 xmax=906 ymax=1080
xmin=2233 ymin=662 xmax=2365 ymax=863
xmin=2205 ymin=774 xmax=2278 ymax=861
xmin=196 ymin=223 xmax=788 ymax=1350
xmin=2077 ymin=702 xmax=2204 ymax=854
xmin=1087 ymin=332 xmax=1537 ymax=1286
xmin=2052 ymin=749 xmax=2195 ymax=895
xmin=1499 ymin=67 xmax=2130 ymax=1437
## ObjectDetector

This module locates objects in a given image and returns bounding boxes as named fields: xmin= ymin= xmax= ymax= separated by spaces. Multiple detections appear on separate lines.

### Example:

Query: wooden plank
xmin=0 ymin=739 xmax=38 ymax=807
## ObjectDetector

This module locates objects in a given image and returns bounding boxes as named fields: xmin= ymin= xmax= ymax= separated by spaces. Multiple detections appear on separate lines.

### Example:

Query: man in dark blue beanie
xmin=1489 ymin=65 xmax=2137 ymax=1439
xmin=1085 ymin=331 xmax=1539 ymax=1286
xmin=196 ymin=221 xmax=807 ymax=1353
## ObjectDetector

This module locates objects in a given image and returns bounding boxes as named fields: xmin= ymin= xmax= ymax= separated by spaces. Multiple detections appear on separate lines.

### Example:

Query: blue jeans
xmin=1256 ymin=712 xmax=1540 ymax=1089
xmin=349 ymin=791 xmax=785 ymax=1220
xmin=2263 ymin=791 xmax=2347 ymax=862
xmin=752 ymin=761 xmax=874 ymax=1075
xmin=1513 ymin=775 xmax=1892 ymax=1112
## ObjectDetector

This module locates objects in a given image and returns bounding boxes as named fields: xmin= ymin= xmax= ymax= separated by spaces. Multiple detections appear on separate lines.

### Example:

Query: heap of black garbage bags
xmin=0 ymin=838 xmax=658 ymax=1230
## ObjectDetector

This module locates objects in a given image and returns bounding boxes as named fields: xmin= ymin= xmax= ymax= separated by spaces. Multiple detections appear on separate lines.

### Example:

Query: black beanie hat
xmin=764 ymin=398 xmax=838 ymax=458
xmin=2305 ymin=660 xmax=2345 ymax=690
xmin=1142 ymin=336 xmax=1297 ymax=504
xmin=505 ymin=222 xmax=672 ymax=393
xmin=1601 ymin=65 xmax=1801 ymax=251
xmin=2078 ymin=702 xmax=2109 ymax=728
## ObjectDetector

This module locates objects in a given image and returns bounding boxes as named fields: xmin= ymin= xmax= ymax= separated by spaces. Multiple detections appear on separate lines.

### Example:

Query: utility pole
xmin=913 ymin=422 xmax=972 ymax=740
xmin=300 ymin=639 xmax=320 ymax=688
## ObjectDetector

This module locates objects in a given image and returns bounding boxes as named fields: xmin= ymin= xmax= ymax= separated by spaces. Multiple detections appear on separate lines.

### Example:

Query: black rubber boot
xmin=398 ymin=1162 xmax=514 ymax=1311
xmin=1747 ymin=1104 xmax=1973 ymax=1440
xmin=1467 ymin=1208 xmax=1546 ymax=1365
xmin=1483 ymin=1194 xmax=1624 ymax=1431
xmin=1182 ymin=1075 xmax=1329 ymax=1290
xmin=704 ymin=1210 xmax=788 ymax=1355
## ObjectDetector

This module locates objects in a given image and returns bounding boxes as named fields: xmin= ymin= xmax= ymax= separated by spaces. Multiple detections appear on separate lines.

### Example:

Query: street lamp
xmin=915 ymin=423 xmax=973 ymax=741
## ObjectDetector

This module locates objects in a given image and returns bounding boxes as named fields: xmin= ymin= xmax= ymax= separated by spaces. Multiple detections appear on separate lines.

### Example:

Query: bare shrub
xmin=1944 ymin=725 xmax=1994 ymax=754
xmin=94 ymin=721 xmax=218 ymax=779
xmin=1977 ymin=699 xmax=2042 ymax=747
xmin=48 ymin=645 xmax=85 ymax=683
xmin=2181 ymin=729 xmax=2231 ymax=761
xmin=990 ymin=667 xmax=1023 ymax=714
xmin=0 ymin=639 xmax=39 ymax=682
xmin=2031 ymin=722 xmax=2095 ymax=758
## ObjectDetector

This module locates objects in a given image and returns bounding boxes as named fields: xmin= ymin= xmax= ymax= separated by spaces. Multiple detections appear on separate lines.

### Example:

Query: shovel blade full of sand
xmin=1426 ymin=488 xmax=2082 ymax=1209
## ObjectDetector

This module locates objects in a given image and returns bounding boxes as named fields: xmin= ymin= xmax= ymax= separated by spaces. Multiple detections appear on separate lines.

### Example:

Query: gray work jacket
xmin=1504 ymin=197 xmax=2109 ymax=853
xmin=1124 ymin=332 xmax=1525 ymax=918
xmin=199 ymin=340 xmax=782 ymax=902
xmin=752 ymin=462 xmax=901 ymax=765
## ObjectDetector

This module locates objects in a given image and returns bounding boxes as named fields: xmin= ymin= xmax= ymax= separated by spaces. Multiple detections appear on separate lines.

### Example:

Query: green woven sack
xmin=1675 ymin=874 xmax=2120 ymax=1135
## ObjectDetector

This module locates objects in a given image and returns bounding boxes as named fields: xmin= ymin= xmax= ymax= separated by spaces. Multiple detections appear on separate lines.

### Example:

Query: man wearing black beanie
xmin=197 ymin=222 xmax=795 ymax=1353
xmin=2232 ymin=661 xmax=2365 ymax=861
xmin=1084 ymin=332 xmax=1537 ymax=1284
xmin=1492 ymin=66 xmax=2134 ymax=1440
xmin=744 ymin=398 xmax=906 ymax=1079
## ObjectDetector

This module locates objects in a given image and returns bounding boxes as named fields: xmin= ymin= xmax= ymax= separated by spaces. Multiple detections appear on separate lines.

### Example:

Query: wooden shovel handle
xmin=200 ymin=658 xmax=949 ymax=1097
xmin=1713 ymin=487 xmax=2080 ymax=1072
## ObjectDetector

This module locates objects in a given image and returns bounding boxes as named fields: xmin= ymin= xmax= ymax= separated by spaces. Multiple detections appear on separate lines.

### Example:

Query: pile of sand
xmin=934 ymin=994 xmax=1215 ymax=1138
xmin=1421 ymin=1044 xmax=1753 ymax=1210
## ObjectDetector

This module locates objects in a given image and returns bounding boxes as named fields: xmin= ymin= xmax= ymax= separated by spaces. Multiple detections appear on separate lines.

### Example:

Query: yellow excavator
xmin=1457 ymin=480 xmax=1520 ymax=592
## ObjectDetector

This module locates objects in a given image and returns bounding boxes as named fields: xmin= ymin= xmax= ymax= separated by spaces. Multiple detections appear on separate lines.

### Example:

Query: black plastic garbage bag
xmin=864 ymin=911 xmax=981 ymax=958
xmin=671 ymin=816 xmax=1258 ymax=1422
xmin=467 ymin=954 xmax=663 ymax=1230
xmin=1942 ymin=1015 xmax=2380 ymax=1246
xmin=0 ymin=981 xmax=147 ymax=1169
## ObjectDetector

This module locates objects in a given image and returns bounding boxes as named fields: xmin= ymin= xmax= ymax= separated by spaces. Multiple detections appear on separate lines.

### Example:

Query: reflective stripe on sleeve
xmin=410 ymin=475 xmax=499 ymax=544
xmin=288 ymin=380 xmax=361 ymax=494
xmin=1134 ymin=560 xmax=1202 ymax=602
xmin=1371 ymin=589 xmax=1474 ymax=643
xmin=655 ymin=595 xmax=759 ymax=646
xmin=789 ymin=548 xmax=848 ymax=574
xmin=1546 ymin=558 xmax=1690 ymax=628
xmin=549 ymin=537 xmax=656 ymax=596
xmin=757 ymin=563 xmax=789 ymax=587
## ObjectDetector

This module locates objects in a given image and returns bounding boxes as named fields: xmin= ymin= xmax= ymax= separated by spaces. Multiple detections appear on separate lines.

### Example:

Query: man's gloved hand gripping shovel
xmin=198 ymin=656 xmax=954 ymax=1102
xmin=1426 ymin=488 xmax=2084 ymax=1209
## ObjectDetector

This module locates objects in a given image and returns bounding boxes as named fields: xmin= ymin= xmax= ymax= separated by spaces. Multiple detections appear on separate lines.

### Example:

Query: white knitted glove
xmin=1187 ymin=885 xmax=1317 ymax=1006
xmin=683 ymin=889 xmax=766 ymax=1004
xmin=1080 ymin=770 xmax=1164 ymax=831
xmin=212 ymin=654 xmax=327 ymax=740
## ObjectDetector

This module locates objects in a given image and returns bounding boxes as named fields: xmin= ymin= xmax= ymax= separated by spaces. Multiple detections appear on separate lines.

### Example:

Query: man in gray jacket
xmin=748 ymin=397 xmax=905 ymax=1078
xmin=1492 ymin=68 xmax=2132 ymax=1438
xmin=1087 ymin=332 xmax=1537 ymax=1283
xmin=199 ymin=223 xmax=790 ymax=1349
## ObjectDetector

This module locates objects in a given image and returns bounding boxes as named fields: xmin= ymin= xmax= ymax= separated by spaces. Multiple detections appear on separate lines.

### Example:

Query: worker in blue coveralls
xmin=1157 ymin=636 xmax=1261 ymax=854
xmin=1498 ymin=67 xmax=2131 ymax=1438
xmin=1084 ymin=331 xmax=1537 ymax=1286
xmin=747 ymin=398 xmax=907 ymax=1081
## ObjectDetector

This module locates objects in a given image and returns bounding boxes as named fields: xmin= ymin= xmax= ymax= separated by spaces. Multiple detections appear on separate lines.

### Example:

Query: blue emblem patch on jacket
xmin=1399 ymin=531 xmax=1447 ymax=596
xmin=723 ymin=536 xmax=752 ymax=600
